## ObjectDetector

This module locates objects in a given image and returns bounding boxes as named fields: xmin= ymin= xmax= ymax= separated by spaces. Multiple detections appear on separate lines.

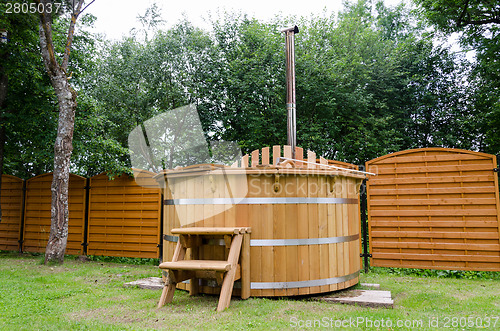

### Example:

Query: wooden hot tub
xmin=157 ymin=146 xmax=366 ymax=297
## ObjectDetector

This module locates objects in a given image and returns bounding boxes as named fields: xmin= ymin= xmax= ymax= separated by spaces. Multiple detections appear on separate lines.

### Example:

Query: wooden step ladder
xmin=157 ymin=227 xmax=251 ymax=312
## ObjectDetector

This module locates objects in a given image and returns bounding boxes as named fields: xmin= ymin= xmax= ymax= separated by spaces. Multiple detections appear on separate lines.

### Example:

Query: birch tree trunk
xmin=41 ymin=44 xmax=77 ymax=263
xmin=37 ymin=0 xmax=93 ymax=264
xmin=0 ymin=51 xmax=7 ymax=222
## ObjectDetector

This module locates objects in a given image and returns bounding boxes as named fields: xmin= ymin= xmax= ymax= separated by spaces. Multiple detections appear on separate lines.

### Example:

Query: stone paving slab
xmin=321 ymin=290 xmax=394 ymax=308
xmin=124 ymin=277 xmax=164 ymax=290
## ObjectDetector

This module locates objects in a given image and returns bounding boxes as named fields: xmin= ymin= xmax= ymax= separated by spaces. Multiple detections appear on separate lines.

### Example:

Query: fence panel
xmin=0 ymin=175 xmax=24 ymax=251
xmin=366 ymin=148 xmax=500 ymax=271
xmin=87 ymin=173 xmax=161 ymax=258
xmin=23 ymin=173 xmax=86 ymax=254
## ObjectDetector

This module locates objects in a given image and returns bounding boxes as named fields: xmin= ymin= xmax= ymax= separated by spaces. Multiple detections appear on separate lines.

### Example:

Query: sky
xmin=85 ymin=0 xmax=404 ymax=40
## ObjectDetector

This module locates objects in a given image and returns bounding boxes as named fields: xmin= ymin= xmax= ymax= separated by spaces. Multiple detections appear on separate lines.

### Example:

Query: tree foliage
xmin=3 ymin=0 xmax=497 ymax=185
xmin=80 ymin=0 xmax=493 ymax=167
xmin=0 ymin=1 xmax=102 ymax=179
xmin=414 ymin=0 xmax=500 ymax=31
xmin=414 ymin=0 xmax=500 ymax=154
xmin=0 ymin=3 xmax=57 ymax=177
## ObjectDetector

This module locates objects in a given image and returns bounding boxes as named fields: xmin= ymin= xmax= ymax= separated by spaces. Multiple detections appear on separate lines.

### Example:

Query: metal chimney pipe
xmin=282 ymin=25 xmax=299 ymax=158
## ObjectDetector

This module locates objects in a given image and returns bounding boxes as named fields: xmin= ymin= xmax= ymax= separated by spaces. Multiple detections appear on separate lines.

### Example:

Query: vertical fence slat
xmin=360 ymin=179 xmax=369 ymax=272
xmin=272 ymin=145 xmax=281 ymax=166
xmin=251 ymin=150 xmax=260 ymax=167
xmin=319 ymin=156 xmax=327 ymax=168
xmin=295 ymin=147 xmax=304 ymax=167
xmin=284 ymin=145 xmax=292 ymax=159
xmin=307 ymin=151 xmax=316 ymax=169
xmin=494 ymin=155 xmax=500 ymax=246
xmin=241 ymin=155 xmax=249 ymax=168
xmin=261 ymin=147 xmax=270 ymax=166
xmin=19 ymin=180 xmax=26 ymax=253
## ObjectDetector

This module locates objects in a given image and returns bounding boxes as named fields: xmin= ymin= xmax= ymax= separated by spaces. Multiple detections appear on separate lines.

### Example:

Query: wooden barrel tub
xmin=157 ymin=146 xmax=365 ymax=297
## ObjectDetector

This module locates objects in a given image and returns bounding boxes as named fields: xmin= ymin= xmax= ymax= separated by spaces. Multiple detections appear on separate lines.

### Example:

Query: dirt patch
xmin=69 ymin=305 xmax=213 ymax=330
xmin=69 ymin=306 xmax=149 ymax=326
xmin=107 ymin=295 xmax=131 ymax=302
xmin=68 ymin=307 xmax=116 ymax=322
xmin=77 ymin=255 xmax=91 ymax=262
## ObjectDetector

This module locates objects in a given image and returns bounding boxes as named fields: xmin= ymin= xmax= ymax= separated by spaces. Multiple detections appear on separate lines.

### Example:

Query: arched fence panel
xmin=366 ymin=148 xmax=500 ymax=271
xmin=23 ymin=173 xmax=86 ymax=255
xmin=0 ymin=175 xmax=24 ymax=251
xmin=87 ymin=172 xmax=161 ymax=258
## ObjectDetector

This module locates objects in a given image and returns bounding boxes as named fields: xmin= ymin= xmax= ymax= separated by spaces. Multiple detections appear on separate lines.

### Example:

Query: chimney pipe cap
xmin=281 ymin=25 xmax=299 ymax=34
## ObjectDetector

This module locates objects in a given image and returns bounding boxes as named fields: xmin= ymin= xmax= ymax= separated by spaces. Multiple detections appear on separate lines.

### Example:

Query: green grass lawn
xmin=0 ymin=252 xmax=499 ymax=330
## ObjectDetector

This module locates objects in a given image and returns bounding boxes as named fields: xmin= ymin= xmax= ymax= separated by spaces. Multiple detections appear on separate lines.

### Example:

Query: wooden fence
xmin=0 ymin=172 xmax=161 ymax=259
xmin=23 ymin=173 xmax=87 ymax=255
xmin=2 ymin=147 xmax=499 ymax=272
xmin=0 ymin=175 xmax=24 ymax=251
xmin=366 ymin=148 xmax=500 ymax=271
xmin=87 ymin=173 xmax=161 ymax=258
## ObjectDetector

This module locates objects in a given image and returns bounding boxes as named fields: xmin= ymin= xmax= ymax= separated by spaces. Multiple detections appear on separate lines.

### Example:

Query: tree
xmin=413 ymin=0 xmax=500 ymax=31
xmin=35 ymin=0 xmax=94 ymax=264
xmin=86 ymin=18 xmax=217 ymax=171
xmin=0 ymin=3 xmax=56 ymax=221
xmin=72 ymin=0 xmax=486 ymax=177
xmin=208 ymin=15 xmax=286 ymax=153
xmin=0 ymin=27 xmax=6 ymax=221
xmin=413 ymin=0 xmax=500 ymax=154
xmin=0 ymin=2 xmax=98 ymax=182
xmin=282 ymin=1 xmax=475 ymax=163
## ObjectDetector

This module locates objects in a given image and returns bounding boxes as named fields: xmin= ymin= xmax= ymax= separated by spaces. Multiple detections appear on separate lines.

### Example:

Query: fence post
xmin=360 ymin=178 xmax=371 ymax=273
xmin=158 ymin=191 xmax=164 ymax=262
xmin=496 ymin=155 xmax=499 ymax=188
xmin=82 ymin=177 xmax=90 ymax=255
xmin=18 ymin=179 xmax=26 ymax=253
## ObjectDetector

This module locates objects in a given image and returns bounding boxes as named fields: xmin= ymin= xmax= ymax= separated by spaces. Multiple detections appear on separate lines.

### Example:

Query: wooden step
xmin=171 ymin=227 xmax=251 ymax=235
xmin=159 ymin=260 xmax=232 ymax=272
xmin=158 ymin=227 xmax=251 ymax=312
